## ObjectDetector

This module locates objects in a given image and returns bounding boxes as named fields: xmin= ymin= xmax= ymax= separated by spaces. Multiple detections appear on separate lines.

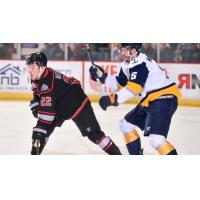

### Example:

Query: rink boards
xmin=0 ymin=60 xmax=200 ymax=106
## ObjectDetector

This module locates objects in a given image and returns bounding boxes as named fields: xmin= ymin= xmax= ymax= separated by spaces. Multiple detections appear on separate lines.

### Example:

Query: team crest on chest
xmin=40 ymin=84 xmax=49 ymax=91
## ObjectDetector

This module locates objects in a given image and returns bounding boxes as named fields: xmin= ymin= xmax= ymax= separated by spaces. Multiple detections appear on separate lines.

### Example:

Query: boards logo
xmin=178 ymin=74 xmax=200 ymax=89
xmin=0 ymin=64 xmax=21 ymax=85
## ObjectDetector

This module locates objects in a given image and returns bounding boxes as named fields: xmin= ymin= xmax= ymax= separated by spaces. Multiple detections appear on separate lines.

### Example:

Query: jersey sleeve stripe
xmin=38 ymin=111 xmax=56 ymax=115
xmin=38 ymin=118 xmax=54 ymax=125
xmin=30 ymin=102 xmax=39 ymax=109
xmin=70 ymin=97 xmax=89 ymax=119
xmin=126 ymin=81 xmax=143 ymax=94
xmin=38 ymin=114 xmax=55 ymax=121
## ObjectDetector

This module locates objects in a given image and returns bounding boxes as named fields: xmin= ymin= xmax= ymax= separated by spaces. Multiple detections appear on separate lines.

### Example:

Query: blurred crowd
xmin=0 ymin=43 xmax=200 ymax=63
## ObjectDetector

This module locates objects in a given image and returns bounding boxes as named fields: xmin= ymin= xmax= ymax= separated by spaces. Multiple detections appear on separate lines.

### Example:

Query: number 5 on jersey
xmin=131 ymin=72 xmax=138 ymax=80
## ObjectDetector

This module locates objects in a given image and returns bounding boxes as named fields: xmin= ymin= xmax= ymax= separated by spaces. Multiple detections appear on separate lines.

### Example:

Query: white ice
xmin=0 ymin=101 xmax=200 ymax=155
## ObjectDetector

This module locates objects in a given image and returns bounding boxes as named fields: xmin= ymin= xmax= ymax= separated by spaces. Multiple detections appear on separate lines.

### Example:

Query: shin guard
xmin=97 ymin=136 xmax=122 ymax=155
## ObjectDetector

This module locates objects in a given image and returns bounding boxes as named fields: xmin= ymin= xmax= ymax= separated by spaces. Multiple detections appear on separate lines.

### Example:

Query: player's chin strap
xmin=37 ymin=66 xmax=46 ymax=80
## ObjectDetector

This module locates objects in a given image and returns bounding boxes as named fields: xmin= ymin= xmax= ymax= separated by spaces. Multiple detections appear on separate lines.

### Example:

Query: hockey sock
xmin=97 ymin=136 xmax=122 ymax=155
xmin=157 ymin=141 xmax=178 ymax=155
xmin=124 ymin=130 xmax=141 ymax=155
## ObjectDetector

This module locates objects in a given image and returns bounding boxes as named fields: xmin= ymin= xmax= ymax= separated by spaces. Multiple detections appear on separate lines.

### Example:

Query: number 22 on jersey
xmin=41 ymin=96 xmax=52 ymax=106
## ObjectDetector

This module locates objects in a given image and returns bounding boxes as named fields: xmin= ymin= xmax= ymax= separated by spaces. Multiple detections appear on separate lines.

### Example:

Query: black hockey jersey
xmin=31 ymin=67 xmax=88 ymax=130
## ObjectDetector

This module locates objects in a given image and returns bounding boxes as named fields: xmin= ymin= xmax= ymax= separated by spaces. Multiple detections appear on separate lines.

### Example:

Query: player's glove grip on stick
xmin=89 ymin=64 xmax=107 ymax=84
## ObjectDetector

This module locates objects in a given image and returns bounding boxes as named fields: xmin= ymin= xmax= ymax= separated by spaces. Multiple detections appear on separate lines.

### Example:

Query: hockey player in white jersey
xmin=89 ymin=43 xmax=182 ymax=155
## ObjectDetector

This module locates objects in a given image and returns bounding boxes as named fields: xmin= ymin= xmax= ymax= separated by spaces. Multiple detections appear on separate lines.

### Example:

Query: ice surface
xmin=0 ymin=101 xmax=200 ymax=155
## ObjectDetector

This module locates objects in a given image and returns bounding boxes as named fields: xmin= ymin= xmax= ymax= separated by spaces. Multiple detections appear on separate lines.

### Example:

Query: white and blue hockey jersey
xmin=105 ymin=53 xmax=181 ymax=107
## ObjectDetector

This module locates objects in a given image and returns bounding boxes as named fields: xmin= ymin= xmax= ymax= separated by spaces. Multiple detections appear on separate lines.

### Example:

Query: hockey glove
xmin=89 ymin=64 xmax=108 ymax=84
xmin=99 ymin=94 xmax=119 ymax=111
xmin=31 ymin=127 xmax=48 ymax=155
xmin=32 ymin=127 xmax=48 ymax=141
xmin=29 ymin=97 xmax=39 ymax=118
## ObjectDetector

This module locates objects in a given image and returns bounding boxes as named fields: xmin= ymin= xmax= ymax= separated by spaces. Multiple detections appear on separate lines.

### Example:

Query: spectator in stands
xmin=159 ymin=43 xmax=174 ymax=62
xmin=90 ymin=43 xmax=111 ymax=61
xmin=174 ymin=49 xmax=182 ymax=62
xmin=68 ymin=43 xmax=87 ymax=60
xmin=191 ymin=43 xmax=200 ymax=63
xmin=142 ymin=43 xmax=157 ymax=60
xmin=0 ymin=43 xmax=16 ymax=59
xmin=41 ymin=43 xmax=64 ymax=60
xmin=112 ymin=43 xmax=123 ymax=62
xmin=169 ymin=43 xmax=178 ymax=51
xmin=176 ymin=43 xmax=196 ymax=62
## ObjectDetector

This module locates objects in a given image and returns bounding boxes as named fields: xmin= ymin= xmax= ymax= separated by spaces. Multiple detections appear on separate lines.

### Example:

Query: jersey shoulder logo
xmin=40 ymin=84 xmax=49 ymax=92
xmin=55 ymin=71 xmax=62 ymax=79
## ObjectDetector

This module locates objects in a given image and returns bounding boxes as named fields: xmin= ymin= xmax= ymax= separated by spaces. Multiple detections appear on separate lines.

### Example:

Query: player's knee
xmin=119 ymin=119 xmax=136 ymax=135
xmin=149 ymin=134 xmax=166 ymax=150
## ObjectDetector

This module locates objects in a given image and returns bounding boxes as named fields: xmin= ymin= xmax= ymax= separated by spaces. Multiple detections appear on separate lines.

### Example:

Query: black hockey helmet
xmin=120 ymin=43 xmax=129 ymax=49
xmin=26 ymin=52 xmax=47 ymax=67
xmin=123 ymin=43 xmax=143 ymax=53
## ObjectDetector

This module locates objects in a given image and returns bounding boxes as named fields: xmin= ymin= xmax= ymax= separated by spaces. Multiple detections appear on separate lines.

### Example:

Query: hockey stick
xmin=79 ymin=43 xmax=104 ymax=80
xmin=79 ymin=43 xmax=104 ymax=95
xmin=36 ymin=139 xmax=40 ymax=155
xmin=79 ymin=43 xmax=94 ymax=65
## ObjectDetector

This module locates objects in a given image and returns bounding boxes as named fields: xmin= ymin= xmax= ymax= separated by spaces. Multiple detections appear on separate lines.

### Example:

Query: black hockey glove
xmin=89 ymin=64 xmax=108 ymax=84
xmin=99 ymin=94 xmax=119 ymax=111
xmin=29 ymin=97 xmax=39 ymax=118
xmin=32 ymin=127 xmax=48 ymax=141
xmin=31 ymin=127 xmax=48 ymax=155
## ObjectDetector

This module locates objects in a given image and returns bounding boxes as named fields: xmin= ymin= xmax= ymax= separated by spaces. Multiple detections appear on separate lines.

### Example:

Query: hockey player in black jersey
xmin=90 ymin=43 xmax=182 ymax=155
xmin=26 ymin=52 xmax=121 ymax=155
